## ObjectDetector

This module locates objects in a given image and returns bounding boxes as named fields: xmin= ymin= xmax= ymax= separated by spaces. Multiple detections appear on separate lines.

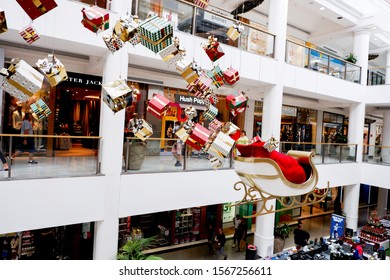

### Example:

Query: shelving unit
xmin=174 ymin=209 xmax=193 ymax=244
xmin=359 ymin=223 xmax=389 ymax=250
xmin=20 ymin=231 xmax=35 ymax=258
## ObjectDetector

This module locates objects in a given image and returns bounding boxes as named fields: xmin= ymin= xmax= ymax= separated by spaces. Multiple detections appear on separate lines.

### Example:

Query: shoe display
xmin=28 ymin=160 xmax=38 ymax=164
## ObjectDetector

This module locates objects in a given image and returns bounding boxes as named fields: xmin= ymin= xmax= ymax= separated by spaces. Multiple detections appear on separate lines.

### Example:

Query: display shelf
xmin=20 ymin=231 xmax=35 ymax=258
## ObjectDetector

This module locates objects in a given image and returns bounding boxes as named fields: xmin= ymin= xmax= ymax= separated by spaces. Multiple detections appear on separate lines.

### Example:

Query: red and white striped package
xmin=19 ymin=25 xmax=40 ymax=45
xmin=208 ymin=119 xmax=223 ymax=133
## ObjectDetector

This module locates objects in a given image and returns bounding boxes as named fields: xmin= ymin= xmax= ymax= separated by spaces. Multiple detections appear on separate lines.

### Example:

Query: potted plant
xmin=125 ymin=137 xmax=147 ymax=170
xmin=273 ymin=223 xmax=292 ymax=253
xmin=117 ymin=236 xmax=163 ymax=260
xmin=345 ymin=53 xmax=357 ymax=64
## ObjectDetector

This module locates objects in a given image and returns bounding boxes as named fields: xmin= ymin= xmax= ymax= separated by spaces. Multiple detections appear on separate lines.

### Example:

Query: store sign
xmin=175 ymin=94 xmax=206 ymax=108
xmin=61 ymin=72 xmax=102 ymax=89
xmin=222 ymin=203 xmax=234 ymax=224
xmin=203 ymin=12 xmax=233 ymax=28
xmin=282 ymin=105 xmax=297 ymax=117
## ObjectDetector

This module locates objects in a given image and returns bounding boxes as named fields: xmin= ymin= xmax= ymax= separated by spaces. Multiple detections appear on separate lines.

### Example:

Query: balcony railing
xmin=286 ymin=40 xmax=361 ymax=84
xmin=0 ymin=134 xmax=101 ymax=180
xmin=123 ymin=138 xmax=358 ymax=174
xmin=362 ymin=144 xmax=390 ymax=164
xmin=137 ymin=0 xmax=275 ymax=58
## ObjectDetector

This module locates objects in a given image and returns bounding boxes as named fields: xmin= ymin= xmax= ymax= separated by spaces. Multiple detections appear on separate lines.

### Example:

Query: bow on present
xmin=184 ymin=106 xmax=197 ymax=120
xmin=36 ymin=54 xmax=64 ymax=75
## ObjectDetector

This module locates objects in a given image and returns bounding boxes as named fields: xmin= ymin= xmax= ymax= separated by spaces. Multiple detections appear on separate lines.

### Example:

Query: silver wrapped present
xmin=102 ymin=79 xmax=138 ymax=113
xmin=158 ymin=37 xmax=185 ymax=65
xmin=113 ymin=14 xmax=139 ymax=42
xmin=36 ymin=54 xmax=68 ymax=87
xmin=0 ymin=58 xmax=44 ymax=101
xmin=128 ymin=118 xmax=153 ymax=141
xmin=206 ymin=131 xmax=235 ymax=161
xmin=263 ymin=136 xmax=279 ymax=152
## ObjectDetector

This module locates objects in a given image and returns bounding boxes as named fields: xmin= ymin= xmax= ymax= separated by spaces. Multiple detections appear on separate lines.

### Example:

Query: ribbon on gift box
xmin=36 ymin=54 xmax=68 ymax=87
xmin=184 ymin=106 xmax=197 ymax=120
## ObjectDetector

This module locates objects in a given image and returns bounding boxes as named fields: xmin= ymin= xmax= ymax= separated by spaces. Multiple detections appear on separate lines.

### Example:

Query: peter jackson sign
xmin=61 ymin=72 xmax=102 ymax=89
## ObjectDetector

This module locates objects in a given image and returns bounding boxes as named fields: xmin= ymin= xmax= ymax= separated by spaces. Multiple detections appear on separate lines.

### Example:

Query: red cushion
xmin=236 ymin=141 xmax=307 ymax=184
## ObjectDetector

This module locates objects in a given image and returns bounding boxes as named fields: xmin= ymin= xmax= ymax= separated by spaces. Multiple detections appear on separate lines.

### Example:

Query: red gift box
xmin=189 ymin=123 xmax=210 ymax=146
xmin=187 ymin=83 xmax=204 ymax=98
xmin=208 ymin=119 xmax=223 ymax=133
xmin=223 ymin=67 xmax=239 ymax=85
xmin=194 ymin=74 xmax=212 ymax=92
xmin=203 ymin=36 xmax=225 ymax=62
xmin=148 ymin=94 xmax=170 ymax=114
xmin=226 ymin=90 xmax=248 ymax=110
xmin=19 ymin=25 xmax=40 ymax=45
xmin=147 ymin=106 xmax=165 ymax=119
xmin=81 ymin=5 xmax=109 ymax=33
xmin=185 ymin=138 xmax=202 ymax=151
xmin=194 ymin=0 xmax=210 ymax=9
xmin=16 ymin=0 xmax=58 ymax=21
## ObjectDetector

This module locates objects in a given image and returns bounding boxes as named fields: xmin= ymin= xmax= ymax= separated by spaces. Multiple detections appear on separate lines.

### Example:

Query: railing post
xmin=321 ymin=143 xmax=325 ymax=164
xmin=96 ymin=138 xmax=101 ymax=175
xmin=125 ymin=138 xmax=129 ymax=172
xmin=8 ymin=135 xmax=12 ymax=178
xmin=183 ymin=144 xmax=187 ymax=170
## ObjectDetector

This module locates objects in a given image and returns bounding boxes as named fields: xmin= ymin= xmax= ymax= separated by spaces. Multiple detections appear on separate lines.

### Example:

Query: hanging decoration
xmin=138 ymin=15 xmax=173 ymax=54
xmin=193 ymin=0 xmax=210 ymax=9
xmin=147 ymin=93 xmax=171 ymax=119
xmin=223 ymin=67 xmax=240 ymax=85
xmin=226 ymin=90 xmax=248 ymax=116
xmin=158 ymin=37 xmax=186 ymax=65
xmin=0 ymin=9 xmax=8 ymax=34
xmin=102 ymin=80 xmax=139 ymax=113
xmin=36 ymin=54 xmax=68 ymax=87
xmin=202 ymin=35 xmax=225 ymax=62
xmin=16 ymin=0 xmax=58 ymax=21
xmin=226 ymin=22 xmax=244 ymax=41
xmin=102 ymin=33 xmax=124 ymax=53
xmin=81 ymin=5 xmax=110 ymax=33
xmin=30 ymin=98 xmax=51 ymax=119
xmin=128 ymin=118 xmax=153 ymax=141
xmin=113 ymin=14 xmax=139 ymax=43
xmin=0 ymin=58 xmax=44 ymax=102
xmin=19 ymin=25 xmax=40 ymax=45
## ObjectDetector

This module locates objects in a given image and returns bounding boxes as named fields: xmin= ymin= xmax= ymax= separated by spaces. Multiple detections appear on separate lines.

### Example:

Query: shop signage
xmin=175 ymin=94 xmax=206 ymax=108
xmin=61 ymin=72 xmax=102 ymax=89
xmin=203 ymin=12 xmax=233 ymax=28
xmin=282 ymin=105 xmax=297 ymax=117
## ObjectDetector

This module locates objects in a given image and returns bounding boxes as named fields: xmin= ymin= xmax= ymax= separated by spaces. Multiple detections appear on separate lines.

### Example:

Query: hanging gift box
xmin=207 ymin=66 xmax=224 ymax=88
xmin=0 ymin=58 xmax=44 ymax=102
xmin=221 ymin=121 xmax=240 ymax=141
xmin=19 ymin=25 xmax=40 ymax=45
xmin=202 ymin=90 xmax=218 ymax=107
xmin=179 ymin=62 xmax=199 ymax=84
xmin=139 ymin=15 xmax=173 ymax=53
xmin=203 ymin=104 xmax=218 ymax=122
xmin=193 ymin=0 xmax=210 ymax=9
xmin=16 ymin=0 xmax=58 ymax=21
xmin=129 ymin=32 xmax=141 ymax=46
xmin=226 ymin=22 xmax=244 ymax=41
xmin=207 ymin=131 xmax=235 ymax=159
xmin=175 ymin=126 xmax=190 ymax=143
xmin=158 ymin=37 xmax=185 ymax=65
xmin=226 ymin=90 xmax=248 ymax=110
xmin=208 ymin=119 xmax=223 ymax=133
xmin=128 ymin=118 xmax=153 ymax=141
xmin=36 ymin=54 xmax=68 ymax=87
xmin=81 ymin=5 xmax=109 ymax=33
xmin=102 ymin=33 xmax=124 ymax=53
xmin=223 ymin=67 xmax=239 ymax=85
xmin=102 ymin=80 xmax=138 ymax=113
xmin=202 ymin=36 xmax=225 ymax=62
xmin=0 ymin=9 xmax=7 ymax=34
xmin=189 ymin=123 xmax=210 ymax=147
xmin=147 ymin=106 xmax=164 ymax=119
xmin=209 ymin=157 xmax=222 ymax=170
xmin=193 ymin=73 xmax=212 ymax=92
xmin=147 ymin=93 xmax=171 ymax=116
xmin=184 ymin=106 xmax=197 ymax=120
xmin=113 ymin=14 xmax=139 ymax=43
xmin=30 ymin=98 xmax=51 ymax=119
xmin=186 ymin=83 xmax=204 ymax=98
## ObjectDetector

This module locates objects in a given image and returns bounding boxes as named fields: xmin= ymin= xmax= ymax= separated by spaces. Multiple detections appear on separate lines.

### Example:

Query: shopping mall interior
xmin=1 ymin=0 xmax=390 ymax=261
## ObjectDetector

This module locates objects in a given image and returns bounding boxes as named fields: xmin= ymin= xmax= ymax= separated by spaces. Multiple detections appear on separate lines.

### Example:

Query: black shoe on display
xmin=28 ymin=160 xmax=38 ymax=164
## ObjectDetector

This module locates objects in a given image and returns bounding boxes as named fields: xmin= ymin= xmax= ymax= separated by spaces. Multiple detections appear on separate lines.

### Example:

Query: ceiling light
xmin=319 ymin=7 xmax=325 ymax=11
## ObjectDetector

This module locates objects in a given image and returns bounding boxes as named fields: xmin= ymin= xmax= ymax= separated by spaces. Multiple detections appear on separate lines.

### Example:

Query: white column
xmin=93 ymin=0 xmax=131 ymax=260
xmin=315 ymin=110 xmax=324 ymax=155
xmin=245 ymin=99 xmax=255 ymax=139
xmin=348 ymin=102 xmax=365 ymax=162
xmin=343 ymin=184 xmax=360 ymax=232
xmin=253 ymin=0 xmax=288 ymax=258
xmin=368 ymin=122 xmax=376 ymax=158
xmin=386 ymin=50 xmax=390 ymax=85
xmin=0 ymin=48 xmax=4 ymax=131
xmin=377 ymin=188 xmax=388 ymax=217
xmin=381 ymin=111 xmax=390 ymax=162
xmin=352 ymin=30 xmax=370 ymax=86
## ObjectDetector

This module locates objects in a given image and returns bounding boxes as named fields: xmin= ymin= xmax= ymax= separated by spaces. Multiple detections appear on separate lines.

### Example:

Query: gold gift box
xmin=102 ymin=79 xmax=136 ymax=113
xmin=36 ymin=54 xmax=68 ymax=87
xmin=134 ymin=119 xmax=153 ymax=141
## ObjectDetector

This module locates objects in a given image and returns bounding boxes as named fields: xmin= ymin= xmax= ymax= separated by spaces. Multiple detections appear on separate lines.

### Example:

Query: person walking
xmin=236 ymin=218 xmax=247 ymax=252
xmin=232 ymin=214 xmax=241 ymax=248
xmin=12 ymin=112 xmax=38 ymax=164
xmin=215 ymin=228 xmax=227 ymax=260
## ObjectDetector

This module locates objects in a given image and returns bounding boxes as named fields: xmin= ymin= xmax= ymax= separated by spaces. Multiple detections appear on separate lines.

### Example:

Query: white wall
xmin=0 ymin=176 xmax=106 ymax=234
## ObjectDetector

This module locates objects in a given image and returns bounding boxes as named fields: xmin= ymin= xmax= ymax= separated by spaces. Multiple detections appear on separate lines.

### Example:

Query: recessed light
xmin=319 ymin=7 xmax=325 ymax=11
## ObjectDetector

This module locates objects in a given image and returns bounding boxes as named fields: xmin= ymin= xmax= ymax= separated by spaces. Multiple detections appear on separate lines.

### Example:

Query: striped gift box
xmin=19 ymin=25 xmax=40 ymax=45
xmin=148 ymin=94 xmax=170 ymax=114
xmin=194 ymin=74 xmax=212 ymax=91
xmin=189 ymin=123 xmax=210 ymax=146
xmin=203 ymin=104 xmax=218 ymax=121
xmin=194 ymin=0 xmax=210 ymax=9
xmin=139 ymin=15 xmax=173 ymax=53
xmin=30 ymin=99 xmax=51 ymax=119
xmin=207 ymin=66 xmax=224 ymax=88
xmin=180 ymin=66 xmax=199 ymax=84
xmin=186 ymin=83 xmax=203 ymax=98
xmin=203 ymin=91 xmax=218 ymax=107
xmin=208 ymin=131 xmax=235 ymax=159
xmin=208 ymin=119 xmax=223 ymax=133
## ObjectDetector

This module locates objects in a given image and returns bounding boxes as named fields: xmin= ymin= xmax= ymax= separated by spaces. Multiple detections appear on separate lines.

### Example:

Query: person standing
xmin=215 ymin=228 xmax=227 ymax=260
xmin=232 ymin=214 xmax=241 ymax=248
xmin=207 ymin=224 xmax=215 ymax=255
xmin=12 ymin=112 xmax=38 ymax=164
xmin=293 ymin=222 xmax=310 ymax=251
